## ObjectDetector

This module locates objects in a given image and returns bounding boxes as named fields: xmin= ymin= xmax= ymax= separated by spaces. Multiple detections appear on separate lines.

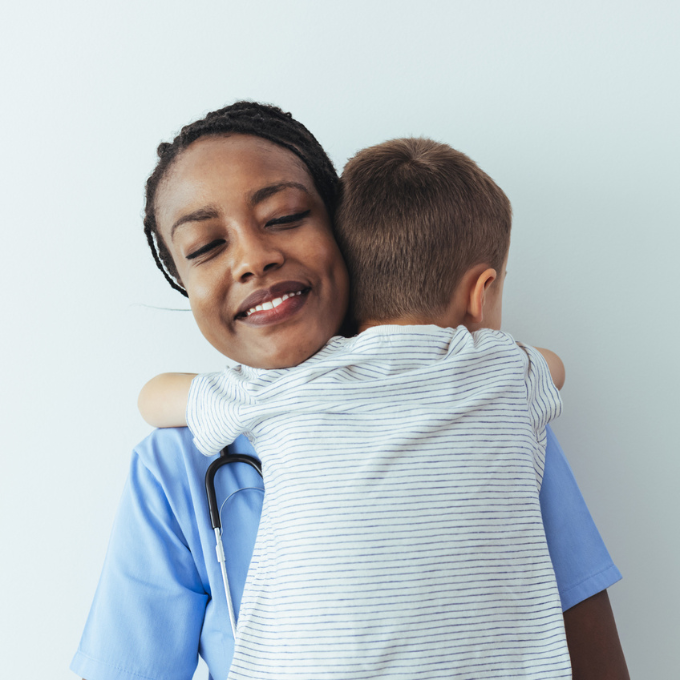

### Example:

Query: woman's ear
xmin=466 ymin=267 xmax=497 ymax=325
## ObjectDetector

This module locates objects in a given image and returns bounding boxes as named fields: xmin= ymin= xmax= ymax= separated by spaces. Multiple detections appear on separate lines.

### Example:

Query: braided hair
xmin=143 ymin=101 xmax=339 ymax=296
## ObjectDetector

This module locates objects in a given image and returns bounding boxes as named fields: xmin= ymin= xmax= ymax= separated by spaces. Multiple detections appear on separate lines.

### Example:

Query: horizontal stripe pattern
xmin=187 ymin=325 xmax=570 ymax=678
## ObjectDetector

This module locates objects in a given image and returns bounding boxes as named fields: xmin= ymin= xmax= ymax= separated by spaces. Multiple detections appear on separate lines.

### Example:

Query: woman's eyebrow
xmin=170 ymin=206 xmax=220 ymax=240
xmin=249 ymin=182 xmax=309 ymax=206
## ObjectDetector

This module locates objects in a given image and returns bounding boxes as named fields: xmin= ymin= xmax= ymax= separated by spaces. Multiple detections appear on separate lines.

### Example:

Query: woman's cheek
xmin=317 ymin=237 xmax=349 ymax=289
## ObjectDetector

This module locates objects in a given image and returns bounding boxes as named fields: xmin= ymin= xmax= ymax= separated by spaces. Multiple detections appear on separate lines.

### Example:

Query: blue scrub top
xmin=71 ymin=426 xmax=621 ymax=680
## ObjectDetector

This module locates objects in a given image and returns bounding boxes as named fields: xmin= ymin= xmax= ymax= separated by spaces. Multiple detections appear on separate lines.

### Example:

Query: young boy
xmin=139 ymin=137 xmax=569 ymax=679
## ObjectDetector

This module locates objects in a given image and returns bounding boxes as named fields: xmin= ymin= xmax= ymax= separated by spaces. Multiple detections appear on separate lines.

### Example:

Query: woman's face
xmin=155 ymin=134 xmax=349 ymax=369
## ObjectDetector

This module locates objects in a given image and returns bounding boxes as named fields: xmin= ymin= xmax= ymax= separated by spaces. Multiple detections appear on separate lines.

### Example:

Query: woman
xmin=72 ymin=102 xmax=628 ymax=680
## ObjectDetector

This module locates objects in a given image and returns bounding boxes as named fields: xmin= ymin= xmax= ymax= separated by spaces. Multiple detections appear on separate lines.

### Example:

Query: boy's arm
xmin=138 ymin=373 xmax=196 ymax=428
xmin=534 ymin=346 xmax=565 ymax=390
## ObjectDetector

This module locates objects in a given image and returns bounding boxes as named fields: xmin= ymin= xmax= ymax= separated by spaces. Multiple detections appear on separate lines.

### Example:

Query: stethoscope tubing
xmin=205 ymin=450 xmax=263 ymax=638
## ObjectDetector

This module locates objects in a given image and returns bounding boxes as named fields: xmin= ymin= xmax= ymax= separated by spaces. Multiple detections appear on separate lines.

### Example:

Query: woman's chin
xmin=217 ymin=330 xmax=325 ymax=370
xmin=257 ymin=339 xmax=325 ymax=370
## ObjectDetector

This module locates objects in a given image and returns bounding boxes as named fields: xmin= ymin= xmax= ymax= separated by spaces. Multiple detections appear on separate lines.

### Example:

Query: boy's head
xmin=335 ymin=138 xmax=512 ymax=329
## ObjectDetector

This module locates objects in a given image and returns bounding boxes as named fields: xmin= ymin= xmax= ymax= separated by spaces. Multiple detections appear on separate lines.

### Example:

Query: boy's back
xmin=188 ymin=324 xmax=571 ymax=679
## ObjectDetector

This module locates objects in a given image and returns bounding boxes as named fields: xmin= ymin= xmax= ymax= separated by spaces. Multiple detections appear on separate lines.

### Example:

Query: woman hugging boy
xmin=142 ymin=135 xmax=570 ymax=677
xmin=73 ymin=102 xmax=627 ymax=680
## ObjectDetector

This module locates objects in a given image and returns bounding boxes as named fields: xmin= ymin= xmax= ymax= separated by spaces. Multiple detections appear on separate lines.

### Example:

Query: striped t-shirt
xmin=187 ymin=324 xmax=571 ymax=679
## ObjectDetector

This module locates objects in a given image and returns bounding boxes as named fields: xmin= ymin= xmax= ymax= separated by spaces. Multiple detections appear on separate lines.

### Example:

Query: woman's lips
xmin=237 ymin=288 xmax=310 ymax=326
xmin=244 ymin=289 xmax=303 ymax=315
xmin=236 ymin=280 xmax=308 ymax=317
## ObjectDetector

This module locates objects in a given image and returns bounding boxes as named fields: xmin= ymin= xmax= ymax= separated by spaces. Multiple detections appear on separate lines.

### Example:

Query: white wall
xmin=1 ymin=1 xmax=678 ymax=677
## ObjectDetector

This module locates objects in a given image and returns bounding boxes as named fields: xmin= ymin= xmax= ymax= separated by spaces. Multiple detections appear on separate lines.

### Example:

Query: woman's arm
xmin=138 ymin=373 xmax=195 ymax=427
xmin=540 ymin=426 xmax=628 ymax=677
xmin=564 ymin=590 xmax=630 ymax=680
xmin=70 ymin=431 xmax=212 ymax=680
xmin=71 ymin=428 xmax=263 ymax=680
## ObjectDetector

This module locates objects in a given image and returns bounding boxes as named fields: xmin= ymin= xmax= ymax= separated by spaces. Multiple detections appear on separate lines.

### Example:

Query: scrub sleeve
xmin=540 ymin=426 xmax=622 ymax=611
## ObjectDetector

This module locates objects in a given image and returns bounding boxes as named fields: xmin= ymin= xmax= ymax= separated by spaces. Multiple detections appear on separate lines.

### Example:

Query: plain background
xmin=1 ymin=1 xmax=678 ymax=677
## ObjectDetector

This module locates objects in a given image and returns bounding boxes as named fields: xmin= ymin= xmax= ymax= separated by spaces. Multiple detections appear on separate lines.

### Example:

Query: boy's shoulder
xmin=224 ymin=326 xmax=523 ymax=400
xmin=230 ymin=326 xmax=517 ymax=382
xmin=334 ymin=323 xmax=511 ymax=345
xmin=294 ymin=324 xmax=520 ymax=376
xmin=340 ymin=324 xmax=517 ymax=356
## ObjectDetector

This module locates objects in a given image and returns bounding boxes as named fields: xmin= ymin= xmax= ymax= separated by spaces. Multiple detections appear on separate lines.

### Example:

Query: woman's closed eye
xmin=265 ymin=210 xmax=310 ymax=228
xmin=186 ymin=239 xmax=226 ymax=260
xmin=185 ymin=211 xmax=310 ymax=260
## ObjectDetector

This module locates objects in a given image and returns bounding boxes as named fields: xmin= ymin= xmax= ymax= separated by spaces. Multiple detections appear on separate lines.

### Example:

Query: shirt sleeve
xmin=540 ymin=425 xmax=622 ymax=611
xmin=517 ymin=342 xmax=563 ymax=488
xmin=186 ymin=371 xmax=244 ymax=456
xmin=69 ymin=450 xmax=207 ymax=680
xmin=519 ymin=343 xmax=563 ymax=435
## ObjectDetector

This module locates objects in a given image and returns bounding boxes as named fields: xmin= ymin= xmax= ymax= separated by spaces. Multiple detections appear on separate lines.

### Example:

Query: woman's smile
xmin=235 ymin=281 xmax=310 ymax=325
xmin=154 ymin=134 xmax=349 ymax=368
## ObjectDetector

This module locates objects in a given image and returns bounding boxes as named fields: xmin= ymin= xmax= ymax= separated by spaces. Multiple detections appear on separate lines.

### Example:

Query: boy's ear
xmin=466 ymin=267 xmax=497 ymax=325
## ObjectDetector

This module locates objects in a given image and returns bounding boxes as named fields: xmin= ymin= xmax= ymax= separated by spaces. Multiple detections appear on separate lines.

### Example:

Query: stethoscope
xmin=205 ymin=449 xmax=263 ymax=638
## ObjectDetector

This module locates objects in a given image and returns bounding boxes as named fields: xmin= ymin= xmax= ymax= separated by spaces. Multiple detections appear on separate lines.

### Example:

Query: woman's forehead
xmin=169 ymin=134 xmax=311 ymax=189
xmin=155 ymin=134 xmax=316 ymax=230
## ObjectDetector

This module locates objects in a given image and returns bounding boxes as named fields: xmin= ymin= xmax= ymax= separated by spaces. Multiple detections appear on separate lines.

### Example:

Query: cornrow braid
xmin=143 ymin=101 xmax=339 ymax=296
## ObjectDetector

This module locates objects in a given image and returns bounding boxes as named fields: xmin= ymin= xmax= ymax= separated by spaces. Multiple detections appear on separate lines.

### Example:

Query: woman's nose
xmin=232 ymin=231 xmax=285 ymax=282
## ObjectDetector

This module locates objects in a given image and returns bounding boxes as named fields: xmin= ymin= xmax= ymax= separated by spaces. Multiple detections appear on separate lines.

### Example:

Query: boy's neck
xmin=355 ymin=263 xmax=503 ymax=336
xmin=358 ymin=311 xmax=464 ymax=334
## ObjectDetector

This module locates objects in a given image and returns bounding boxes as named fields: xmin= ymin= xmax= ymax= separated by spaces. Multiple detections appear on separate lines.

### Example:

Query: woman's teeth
xmin=245 ymin=290 xmax=303 ymax=316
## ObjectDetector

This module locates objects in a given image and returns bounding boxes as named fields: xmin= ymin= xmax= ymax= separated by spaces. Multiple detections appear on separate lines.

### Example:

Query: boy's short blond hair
xmin=335 ymin=137 xmax=512 ymax=323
